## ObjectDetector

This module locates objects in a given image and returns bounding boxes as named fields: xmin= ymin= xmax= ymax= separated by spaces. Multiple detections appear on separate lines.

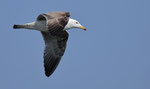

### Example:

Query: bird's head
xmin=64 ymin=18 xmax=86 ymax=31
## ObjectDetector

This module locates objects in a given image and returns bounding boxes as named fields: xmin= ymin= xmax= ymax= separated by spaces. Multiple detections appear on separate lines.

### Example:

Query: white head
xmin=64 ymin=18 xmax=86 ymax=31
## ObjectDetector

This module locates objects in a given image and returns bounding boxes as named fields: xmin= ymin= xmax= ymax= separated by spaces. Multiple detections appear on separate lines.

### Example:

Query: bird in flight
xmin=13 ymin=11 xmax=86 ymax=77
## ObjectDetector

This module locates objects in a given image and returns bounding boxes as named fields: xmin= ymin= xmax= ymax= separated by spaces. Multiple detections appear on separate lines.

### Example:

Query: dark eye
xmin=76 ymin=22 xmax=79 ymax=24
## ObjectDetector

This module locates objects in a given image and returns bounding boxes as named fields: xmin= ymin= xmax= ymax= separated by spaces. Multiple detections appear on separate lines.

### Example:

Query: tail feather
xmin=13 ymin=22 xmax=35 ymax=29
xmin=13 ymin=24 xmax=25 ymax=29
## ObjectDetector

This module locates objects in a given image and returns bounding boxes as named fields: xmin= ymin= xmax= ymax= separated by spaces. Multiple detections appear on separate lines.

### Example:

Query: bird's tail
xmin=13 ymin=22 xmax=36 ymax=29
xmin=13 ymin=24 xmax=25 ymax=29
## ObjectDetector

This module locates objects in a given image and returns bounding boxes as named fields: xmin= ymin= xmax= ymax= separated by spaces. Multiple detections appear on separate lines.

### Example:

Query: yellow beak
xmin=80 ymin=26 xmax=86 ymax=31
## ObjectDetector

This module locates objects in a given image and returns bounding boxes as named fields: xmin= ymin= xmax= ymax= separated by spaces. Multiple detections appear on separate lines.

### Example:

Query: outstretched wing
xmin=41 ymin=31 xmax=69 ymax=77
xmin=37 ymin=12 xmax=70 ymax=77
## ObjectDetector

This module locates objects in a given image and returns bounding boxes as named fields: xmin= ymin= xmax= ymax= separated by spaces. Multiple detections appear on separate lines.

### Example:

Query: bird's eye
xmin=76 ymin=22 xmax=79 ymax=24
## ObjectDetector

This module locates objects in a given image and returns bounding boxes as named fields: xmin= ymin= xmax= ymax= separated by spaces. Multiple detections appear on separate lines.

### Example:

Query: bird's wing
xmin=47 ymin=16 xmax=69 ymax=35
xmin=41 ymin=31 xmax=69 ymax=77
xmin=38 ymin=12 xmax=70 ymax=77
xmin=37 ymin=12 xmax=70 ymax=35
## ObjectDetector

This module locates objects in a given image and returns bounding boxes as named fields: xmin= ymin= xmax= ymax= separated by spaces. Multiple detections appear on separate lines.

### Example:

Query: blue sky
xmin=0 ymin=0 xmax=150 ymax=89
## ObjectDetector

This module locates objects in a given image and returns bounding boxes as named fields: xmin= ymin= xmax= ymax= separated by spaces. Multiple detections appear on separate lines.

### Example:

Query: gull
xmin=13 ymin=11 xmax=86 ymax=77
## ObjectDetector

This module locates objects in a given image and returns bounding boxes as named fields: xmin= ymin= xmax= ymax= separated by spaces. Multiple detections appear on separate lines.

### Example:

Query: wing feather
xmin=38 ymin=12 xmax=70 ymax=77
xmin=41 ymin=31 xmax=69 ymax=77
xmin=37 ymin=12 xmax=70 ymax=35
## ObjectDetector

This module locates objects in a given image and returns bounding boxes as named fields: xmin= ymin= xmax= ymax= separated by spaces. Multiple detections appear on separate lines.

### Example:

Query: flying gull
xmin=13 ymin=11 xmax=86 ymax=77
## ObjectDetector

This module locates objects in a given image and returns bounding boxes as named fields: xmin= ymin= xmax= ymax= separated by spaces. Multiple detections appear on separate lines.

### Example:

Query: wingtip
xmin=46 ymin=75 xmax=50 ymax=77
xmin=45 ymin=72 xmax=51 ymax=77
xmin=44 ymin=67 xmax=53 ymax=77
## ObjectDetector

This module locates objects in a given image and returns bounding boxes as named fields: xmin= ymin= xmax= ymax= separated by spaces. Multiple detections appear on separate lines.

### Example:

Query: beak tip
xmin=80 ymin=26 xmax=86 ymax=31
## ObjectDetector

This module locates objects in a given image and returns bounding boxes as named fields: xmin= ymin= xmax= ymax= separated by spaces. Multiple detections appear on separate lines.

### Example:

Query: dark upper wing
xmin=41 ymin=31 xmax=69 ymax=77
xmin=37 ymin=12 xmax=70 ymax=77
xmin=47 ymin=16 xmax=69 ymax=35
xmin=37 ymin=12 xmax=70 ymax=35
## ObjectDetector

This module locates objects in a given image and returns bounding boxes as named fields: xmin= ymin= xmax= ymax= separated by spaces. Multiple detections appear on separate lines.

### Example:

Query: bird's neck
xmin=63 ymin=18 xmax=74 ymax=30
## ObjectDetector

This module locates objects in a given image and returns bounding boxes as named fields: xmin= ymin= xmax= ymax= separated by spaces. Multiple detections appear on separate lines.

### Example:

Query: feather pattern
xmin=41 ymin=31 xmax=69 ymax=77
xmin=37 ymin=12 xmax=70 ymax=77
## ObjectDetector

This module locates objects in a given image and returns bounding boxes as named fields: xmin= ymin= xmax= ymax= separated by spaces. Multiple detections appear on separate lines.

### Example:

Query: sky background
xmin=0 ymin=0 xmax=150 ymax=89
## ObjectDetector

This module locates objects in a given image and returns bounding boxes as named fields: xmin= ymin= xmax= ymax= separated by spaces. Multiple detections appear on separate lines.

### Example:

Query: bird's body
xmin=13 ymin=11 xmax=86 ymax=77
